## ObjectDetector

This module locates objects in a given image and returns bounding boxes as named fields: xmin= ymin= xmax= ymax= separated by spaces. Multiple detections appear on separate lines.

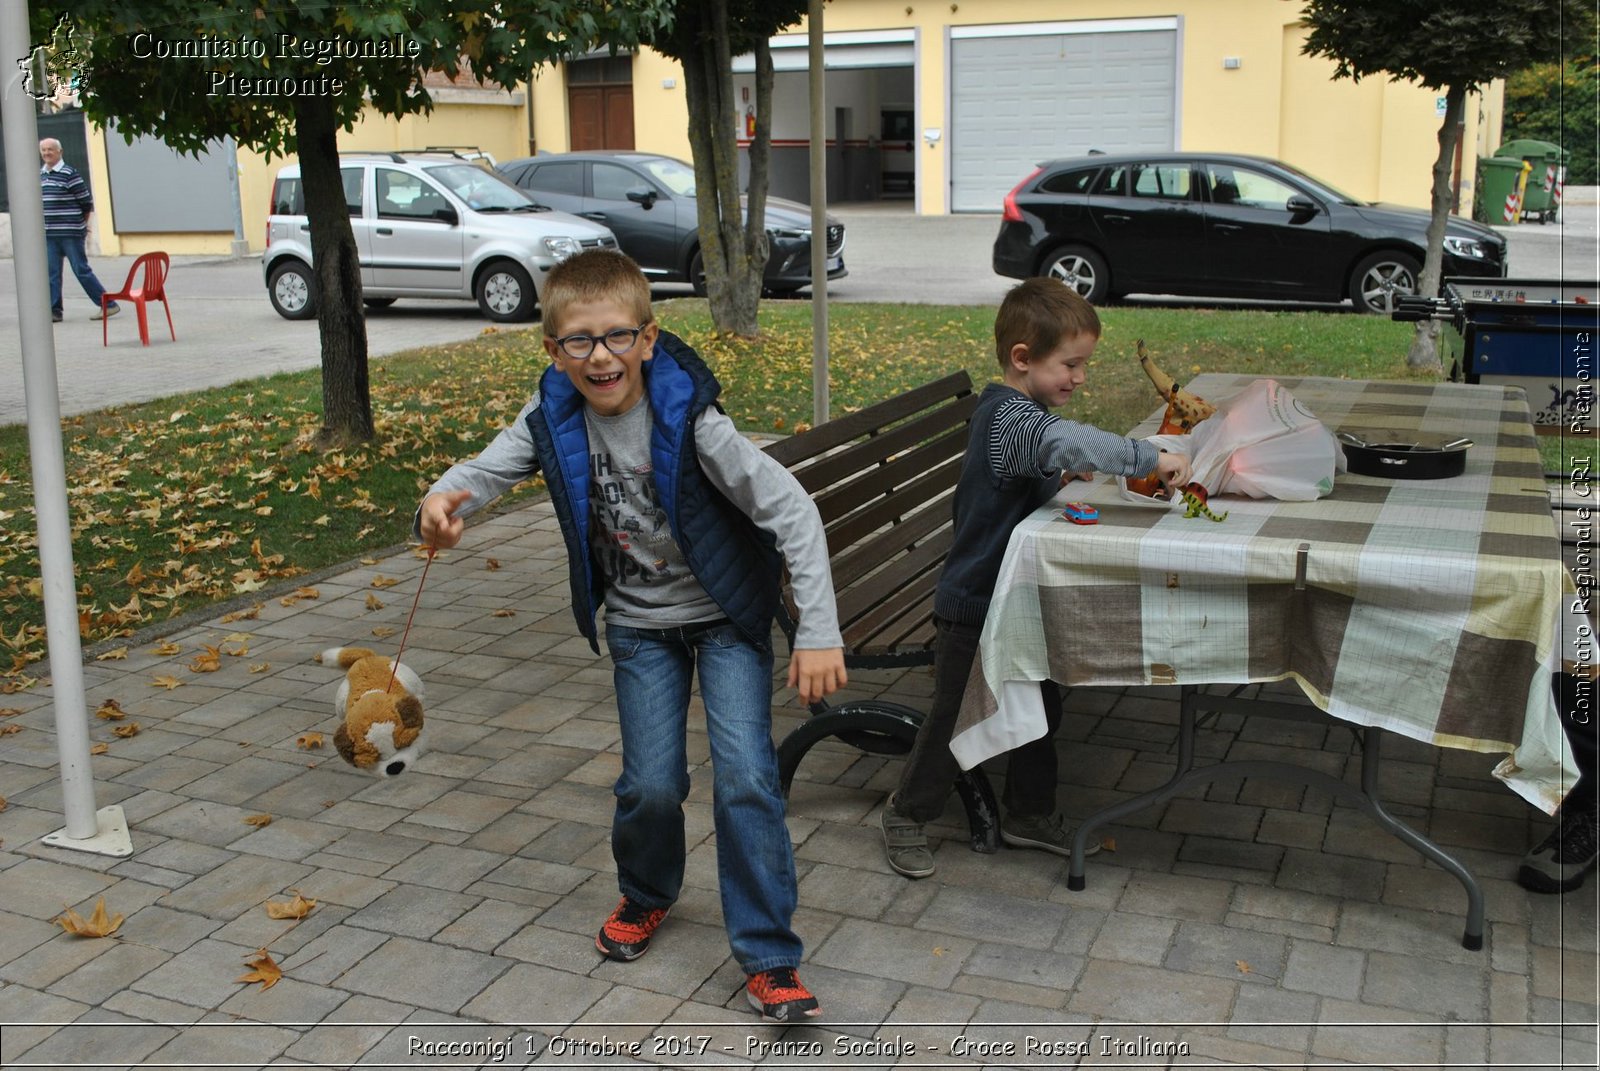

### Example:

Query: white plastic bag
xmin=1119 ymin=379 xmax=1342 ymax=504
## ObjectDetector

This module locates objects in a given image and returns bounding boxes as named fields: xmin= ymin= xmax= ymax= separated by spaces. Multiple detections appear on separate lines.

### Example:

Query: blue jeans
xmin=46 ymin=234 xmax=113 ymax=315
xmin=605 ymin=620 xmax=802 ymax=974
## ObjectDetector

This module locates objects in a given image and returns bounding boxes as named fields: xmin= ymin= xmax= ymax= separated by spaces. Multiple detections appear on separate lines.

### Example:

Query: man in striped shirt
xmin=39 ymin=138 xmax=118 ymax=323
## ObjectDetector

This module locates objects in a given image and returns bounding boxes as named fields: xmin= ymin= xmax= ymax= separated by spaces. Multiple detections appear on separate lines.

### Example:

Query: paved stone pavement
xmin=0 ymin=498 xmax=1596 ymax=1069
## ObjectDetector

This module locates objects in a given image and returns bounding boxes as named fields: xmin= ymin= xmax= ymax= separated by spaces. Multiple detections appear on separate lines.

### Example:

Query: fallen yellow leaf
xmin=485 ymin=558 xmax=501 ymax=571
xmin=55 ymin=897 xmax=124 ymax=938
xmin=0 ymin=795 xmax=6 ymax=811
xmin=220 ymin=605 xmax=262 ymax=624
xmin=370 ymin=627 xmax=397 ymax=639
xmin=189 ymin=645 xmax=223 ymax=673
xmin=365 ymin=594 xmax=384 ymax=611
xmin=370 ymin=575 xmax=402 ymax=589
xmin=0 ymin=724 xmax=21 ymax=736
xmin=1236 ymin=959 xmax=1253 ymax=974
xmin=265 ymin=891 xmax=317 ymax=920
xmin=94 ymin=647 xmax=129 ymax=662
xmin=94 ymin=699 xmax=127 ymax=720
xmin=90 ymin=743 xmax=109 ymax=755
xmin=248 ymin=662 xmax=271 ymax=673
xmin=237 ymin=948 xmax=282 ymax=990
xmin=111 ymin=723 xmax=141 ymax=738
xmin=491 ymin=608 xmax=516 ymax=618
xmin=0 ymin=708 xmax=20 ymax=717
xmin=243 ymin=814 xmax=272 ymax=828
xmin=151 ymin=641 xmax=181 ymax=656
xmin=150 ymin=675 xmax=184 ymax=690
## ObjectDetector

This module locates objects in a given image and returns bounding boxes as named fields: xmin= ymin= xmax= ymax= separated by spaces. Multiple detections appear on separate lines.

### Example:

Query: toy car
xmin=1062 ymin=502 xmax=1100 ymax=525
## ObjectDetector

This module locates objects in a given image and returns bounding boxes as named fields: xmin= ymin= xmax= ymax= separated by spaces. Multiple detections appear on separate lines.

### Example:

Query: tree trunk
xmin=681 ymin=0 xmax=766 ymax=336
xmin=1406 ymin=83 xmax=1467 ymax=371
xmin=294 ymin=95 xmax=374 ymax=446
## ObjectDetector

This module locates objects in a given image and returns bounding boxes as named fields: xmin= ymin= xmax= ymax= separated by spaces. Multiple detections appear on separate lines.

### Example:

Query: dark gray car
xmin=498 ymin=151 xmax=847 ymax=296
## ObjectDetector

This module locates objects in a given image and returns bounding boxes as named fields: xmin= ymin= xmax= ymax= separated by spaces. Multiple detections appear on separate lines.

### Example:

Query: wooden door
xmin=568 ymin=85 xmax=634 ymax=151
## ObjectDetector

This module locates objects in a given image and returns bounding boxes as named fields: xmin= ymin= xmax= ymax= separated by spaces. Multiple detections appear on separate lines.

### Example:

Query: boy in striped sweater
xmin=880 ymin=278 xmax=1189 ymax=878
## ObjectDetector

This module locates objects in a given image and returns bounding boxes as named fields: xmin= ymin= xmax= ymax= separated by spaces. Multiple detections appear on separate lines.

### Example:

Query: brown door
xmin=568 ymin=85 xmax=634 ymax=151
xmin=604 ymin=87 xmax=635 ymax=150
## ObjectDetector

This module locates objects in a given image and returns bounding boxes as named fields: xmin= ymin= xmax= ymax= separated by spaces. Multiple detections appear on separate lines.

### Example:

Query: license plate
xmin=827 ymin=256 xmax=842 ymax=272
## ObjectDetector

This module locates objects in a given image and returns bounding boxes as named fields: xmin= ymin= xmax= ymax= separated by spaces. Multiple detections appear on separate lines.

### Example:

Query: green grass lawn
xmin=0 ymin=299 xmax=1579 ymax=687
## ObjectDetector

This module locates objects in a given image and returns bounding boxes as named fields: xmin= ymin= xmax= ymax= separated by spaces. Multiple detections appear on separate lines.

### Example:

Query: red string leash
xmin=387 ymin=545 xmax=436 ymax=693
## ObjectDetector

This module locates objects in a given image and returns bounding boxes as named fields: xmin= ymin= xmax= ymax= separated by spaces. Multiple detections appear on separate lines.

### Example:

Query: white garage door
xmin=950 ymin=20 xmax=1178 ymax=212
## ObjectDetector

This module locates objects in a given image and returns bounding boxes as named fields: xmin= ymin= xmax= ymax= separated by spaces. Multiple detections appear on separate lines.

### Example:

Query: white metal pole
xmin=808 ymin=0 xmax=828 ymax=426
xmin=2 ymin=0 xmax=130 ymax=856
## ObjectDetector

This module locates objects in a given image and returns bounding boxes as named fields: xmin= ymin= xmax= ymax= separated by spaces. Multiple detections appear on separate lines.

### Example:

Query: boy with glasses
xmin=418 ymin=250 xmax=845 ymax=1023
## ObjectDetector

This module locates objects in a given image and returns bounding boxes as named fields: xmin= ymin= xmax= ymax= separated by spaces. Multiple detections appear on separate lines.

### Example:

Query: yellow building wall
xmin=512 ymin=0 xmax=1493 ymax=217
xmin=94 ymin=96 xmax=529 ymax=256
xmin=91 ymin=0 xmax=1504 ymax=248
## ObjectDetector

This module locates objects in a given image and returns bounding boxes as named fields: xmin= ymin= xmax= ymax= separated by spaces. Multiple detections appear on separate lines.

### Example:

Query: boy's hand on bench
xmin=420 ymin=489 xmax=473 ymax=549
xmin=789 ymin=647 xmax=847 ymax=706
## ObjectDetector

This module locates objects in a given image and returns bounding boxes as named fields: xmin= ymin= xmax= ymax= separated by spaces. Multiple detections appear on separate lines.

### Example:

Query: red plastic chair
xmin=102 ymin=252 xmax=175 ymax=347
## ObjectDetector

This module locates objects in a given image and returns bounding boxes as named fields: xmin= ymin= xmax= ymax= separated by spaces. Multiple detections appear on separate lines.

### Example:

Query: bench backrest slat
xmin=790 ymin=397 xmax=978 ymax=500
xmin=764 ymin=371 xmax=975 ymax=468
xmin=765 ymin=370 xmax=976 ymax=668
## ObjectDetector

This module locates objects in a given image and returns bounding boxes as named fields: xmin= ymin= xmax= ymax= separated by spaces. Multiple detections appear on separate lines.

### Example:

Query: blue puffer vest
xmin=525 ymin=330 xmax=783 ymax=652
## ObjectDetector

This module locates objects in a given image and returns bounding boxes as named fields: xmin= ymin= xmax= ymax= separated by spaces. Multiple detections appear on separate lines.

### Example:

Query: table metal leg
xmin=1066 ymin=686 xmax=1486 ymax=950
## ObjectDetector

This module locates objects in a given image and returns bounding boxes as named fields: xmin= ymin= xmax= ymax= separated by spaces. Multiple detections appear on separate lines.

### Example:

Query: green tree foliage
xmin=37 ymin=1 xmax=673 ymax=445
xmin=650 ymin=0 xmax=808 ymax=338
xmin=1505 ymin=57 xmax=1598 ymax=185
xmin=1297 ymin=0 xmax=1588 ymax=368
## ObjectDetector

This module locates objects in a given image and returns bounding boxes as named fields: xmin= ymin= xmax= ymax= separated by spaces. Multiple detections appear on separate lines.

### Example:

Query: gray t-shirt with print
xmin=584 ymin=401 xmax=722 ymax=628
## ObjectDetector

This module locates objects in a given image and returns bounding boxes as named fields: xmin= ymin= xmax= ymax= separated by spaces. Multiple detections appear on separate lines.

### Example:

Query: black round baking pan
xmin=1337 ymin=430 xmax=1473 ymax=480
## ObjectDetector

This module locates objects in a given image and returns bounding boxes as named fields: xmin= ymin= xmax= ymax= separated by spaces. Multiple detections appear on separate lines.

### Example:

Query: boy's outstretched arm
xmin=789 ymin=647 xmax=848 ymax=707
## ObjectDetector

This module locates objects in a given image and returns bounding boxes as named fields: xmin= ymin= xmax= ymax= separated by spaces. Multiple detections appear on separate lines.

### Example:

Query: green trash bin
xmin=1475 ymin=155 xmax=1527 ymax=226
xmin=1494 ymin=139 xmax=1561 ymax=222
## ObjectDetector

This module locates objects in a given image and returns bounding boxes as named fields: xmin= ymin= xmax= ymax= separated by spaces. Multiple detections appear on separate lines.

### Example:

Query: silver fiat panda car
xmin=264 ymin=150 xmax=619 ymax=322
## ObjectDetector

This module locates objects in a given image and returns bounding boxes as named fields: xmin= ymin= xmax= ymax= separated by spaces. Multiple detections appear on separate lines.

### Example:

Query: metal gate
xmin=0 ymin=108 xmax=88 ymax=213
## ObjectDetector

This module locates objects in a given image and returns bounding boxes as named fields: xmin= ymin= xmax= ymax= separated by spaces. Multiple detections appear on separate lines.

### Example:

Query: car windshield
xmin=424 ymin=163 xmax=542 ymax=211
xmin=638 ymin=157 xmax=696 ymax=197
xmin=1267 ymin=161 xmax=1362 ymax=205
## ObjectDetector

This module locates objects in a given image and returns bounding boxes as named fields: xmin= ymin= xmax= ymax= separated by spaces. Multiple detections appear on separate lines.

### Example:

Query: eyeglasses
xmin=549 ymin=323 xmax=649 ymax=360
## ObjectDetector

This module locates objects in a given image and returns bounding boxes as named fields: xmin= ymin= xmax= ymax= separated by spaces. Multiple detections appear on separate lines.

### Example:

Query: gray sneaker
xmin=1000 ymin=811 xmax=1103 ymax=857
xmin=1518 ymin=804 xmax=1598 ymax=894
xmin=881 ymin=795 xmax=935 ymax=878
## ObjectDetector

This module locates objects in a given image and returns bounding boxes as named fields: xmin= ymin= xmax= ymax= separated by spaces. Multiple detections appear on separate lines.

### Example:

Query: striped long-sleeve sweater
xmin=40 ymin=162 xmax=93 ymax=237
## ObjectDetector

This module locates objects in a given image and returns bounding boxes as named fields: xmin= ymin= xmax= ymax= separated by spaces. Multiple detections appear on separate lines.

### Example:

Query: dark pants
xmin=894 ymin=616 xmax=1063 ymax=823
xmin=45 ymin=233 xmax=112 ymax=315
xmin=1557 ymin=671 xmax=1596 ymax=810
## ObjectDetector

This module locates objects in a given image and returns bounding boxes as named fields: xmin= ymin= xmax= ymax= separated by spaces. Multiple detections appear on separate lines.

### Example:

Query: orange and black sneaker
xmin=745 ymin=967 xmax=821 ymax=1023
xmin=595 ymin=897 xmax=669 ymax=962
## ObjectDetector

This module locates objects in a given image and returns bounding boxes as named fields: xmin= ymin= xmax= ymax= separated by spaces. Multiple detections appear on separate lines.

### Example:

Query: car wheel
xmin=476 ymin=260 xmax=536 ymax=322
xmin=362 ymin=297 xmax=397 ymax=309
xmin=689 ymin=250 xmax=707 ymax=298
xmin=267 ymin=260 xmax=317 ymax=321
xmin=1041 ymin=245 xmax=1110 ymax=304
xmin=1349 ymin=251 xmax=1420 ymax=315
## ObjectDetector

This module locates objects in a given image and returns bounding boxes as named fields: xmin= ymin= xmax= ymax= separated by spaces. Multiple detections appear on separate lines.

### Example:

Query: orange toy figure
xmin=1127 ymin=339 xmax=1216 ymax=498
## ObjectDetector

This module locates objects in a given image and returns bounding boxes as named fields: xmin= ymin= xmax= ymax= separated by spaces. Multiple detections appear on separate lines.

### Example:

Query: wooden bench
xmin=764 ymin=371 xmax=999 ymax=852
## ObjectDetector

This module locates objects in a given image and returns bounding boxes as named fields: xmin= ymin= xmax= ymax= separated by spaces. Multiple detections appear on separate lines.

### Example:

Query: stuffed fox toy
xmin=318 ymin=647 xmax=426 ymax=777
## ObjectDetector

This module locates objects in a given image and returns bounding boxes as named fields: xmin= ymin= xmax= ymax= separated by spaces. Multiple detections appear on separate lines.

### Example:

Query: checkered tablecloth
xmin=951 ymin=375 xmax=1579 ymax=813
